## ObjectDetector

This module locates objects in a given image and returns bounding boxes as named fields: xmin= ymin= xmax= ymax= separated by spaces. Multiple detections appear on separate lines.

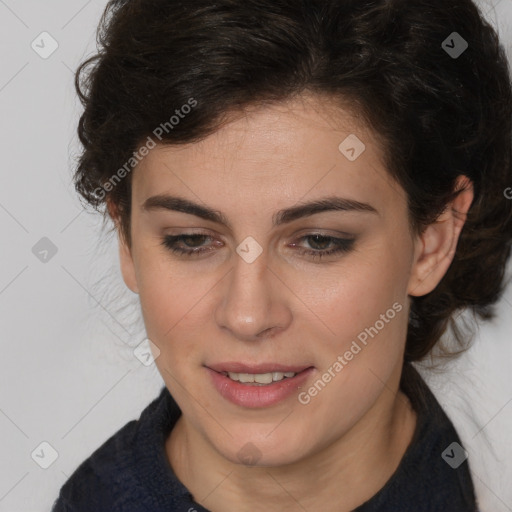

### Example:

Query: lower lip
xmin=207 ymin=367 xmax=315 ymax=408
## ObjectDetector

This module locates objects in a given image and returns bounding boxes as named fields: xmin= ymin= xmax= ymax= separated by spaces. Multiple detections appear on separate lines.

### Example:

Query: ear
xmin=106 ymin=197 xmax=139 ymax=294
xmin=408 ymin=175 xmax=474 ymax=297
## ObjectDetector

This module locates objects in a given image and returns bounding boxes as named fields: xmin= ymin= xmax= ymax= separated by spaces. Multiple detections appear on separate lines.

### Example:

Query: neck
xmin=166 ymin=374 xmax=417 ymax=512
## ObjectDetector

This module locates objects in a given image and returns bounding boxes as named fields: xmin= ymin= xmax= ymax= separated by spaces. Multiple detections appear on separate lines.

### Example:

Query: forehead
xmin=131 ymin=95 xmax=404 ymax=217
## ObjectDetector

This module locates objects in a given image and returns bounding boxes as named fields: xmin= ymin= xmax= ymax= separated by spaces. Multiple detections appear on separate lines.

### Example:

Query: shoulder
xmin=356 ymin=363 xmax=478 ymax=511
xmin=51 ymin=418 xmax=139 ymax=511
xmin=51 ymin=387 xmax=175 ymax=512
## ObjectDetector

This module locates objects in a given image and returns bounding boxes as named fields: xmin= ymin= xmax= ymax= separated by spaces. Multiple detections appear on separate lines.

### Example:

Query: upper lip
xmin=207 ymin=362 xmax=313 ymax=374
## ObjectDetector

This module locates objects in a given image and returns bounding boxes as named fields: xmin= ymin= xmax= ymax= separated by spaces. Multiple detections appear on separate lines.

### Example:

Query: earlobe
xmin=408 ymin=176 xmax=474 ymax=297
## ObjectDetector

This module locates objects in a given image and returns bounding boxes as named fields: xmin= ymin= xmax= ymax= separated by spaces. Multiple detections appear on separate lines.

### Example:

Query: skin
xmin=109 ymin=94 xmax=474 ymax=512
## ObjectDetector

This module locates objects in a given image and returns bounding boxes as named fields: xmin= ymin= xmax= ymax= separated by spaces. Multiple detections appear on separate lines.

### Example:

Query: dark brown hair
xmin=73 ymin=0 xmax=512 ymax=363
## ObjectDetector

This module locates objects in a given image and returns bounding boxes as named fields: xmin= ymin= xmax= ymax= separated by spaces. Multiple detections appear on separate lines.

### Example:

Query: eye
xmin=161 ymin=232 xmax=355 ymax=260
xmin=161 ymin=233 xmax=216 ymax=256
xmin=290 ymin=234 xmax=355 ymax=260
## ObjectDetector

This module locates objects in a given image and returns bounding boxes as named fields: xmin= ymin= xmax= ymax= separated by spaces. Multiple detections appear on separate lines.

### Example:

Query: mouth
xmin=219 ymin=370 xmax=299 ymax=385
xmin=207 ymin=362 xmax=312 ymax=385
xmin=206 ymin=363 xmax=315 ymax=408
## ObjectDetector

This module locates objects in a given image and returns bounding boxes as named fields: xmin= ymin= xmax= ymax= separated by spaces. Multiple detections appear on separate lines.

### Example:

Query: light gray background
xmin=0 ymin=1 xmax=511 ymax=511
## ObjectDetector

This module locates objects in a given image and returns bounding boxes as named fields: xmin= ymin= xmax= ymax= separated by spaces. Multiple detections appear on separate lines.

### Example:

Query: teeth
xmin=237 ymin=373 xmax=254 ymax=383
xmin=226 ymin=371 xmax=298 ymax=384
xmin=254 ymin=373 xmax=273 ymax=384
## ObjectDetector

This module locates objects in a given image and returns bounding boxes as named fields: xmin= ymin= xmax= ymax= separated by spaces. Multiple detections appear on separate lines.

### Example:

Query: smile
xmin=221 ymin=371 xmax=297 ymax=385
xmin=207 ymin=365 xmax=315 ymax=408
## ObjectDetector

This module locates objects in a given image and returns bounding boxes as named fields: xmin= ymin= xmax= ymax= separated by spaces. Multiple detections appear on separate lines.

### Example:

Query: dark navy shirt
xmin=51 ymin=363 xmax=479 ymax=511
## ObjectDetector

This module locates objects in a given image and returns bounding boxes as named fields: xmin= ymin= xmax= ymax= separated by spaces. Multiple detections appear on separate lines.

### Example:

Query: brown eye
xmin=291 ymin=234 xmax=355 ymax=260
xmin=162 ymin=234 xmax=216 ymax=255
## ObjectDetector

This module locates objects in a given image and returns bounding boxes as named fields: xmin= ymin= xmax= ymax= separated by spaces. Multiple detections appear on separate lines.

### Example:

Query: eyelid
xmin=162 ymin=227 xmax=355 ymax=238
xmin=160 ymin=228 xmax=357 ymax=247
xmin=291 ymin=228 xmax=355 ymax=238
xmin=161 ymin=231 xmax=356 ymax=261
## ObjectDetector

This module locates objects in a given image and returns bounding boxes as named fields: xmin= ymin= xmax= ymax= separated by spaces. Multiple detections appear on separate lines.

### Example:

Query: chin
xmin=215 ymin=431 xmax=310 ymax=467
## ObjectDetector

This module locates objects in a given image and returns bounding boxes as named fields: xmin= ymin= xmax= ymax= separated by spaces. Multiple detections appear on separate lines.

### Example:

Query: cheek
xmin=293 ymin=237 xmax=411 ymax=349
xmin=312 ymin=240 xmax=411 ymax=392
xmin=292 ymin=256 xmax=409 ymax=443
xmin=134 ymin=251 xmax=221 ymax=361
xmin=134 ymin=251 xmax=187 ymax=334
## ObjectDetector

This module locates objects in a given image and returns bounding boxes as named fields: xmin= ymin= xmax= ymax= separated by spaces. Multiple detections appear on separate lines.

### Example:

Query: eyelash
xmin=161 ymin=233 xmax=355 ymax=260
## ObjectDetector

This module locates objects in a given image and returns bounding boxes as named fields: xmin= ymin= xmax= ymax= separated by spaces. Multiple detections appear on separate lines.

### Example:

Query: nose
xmin=214 ymin=249 xmax=292 ymax=342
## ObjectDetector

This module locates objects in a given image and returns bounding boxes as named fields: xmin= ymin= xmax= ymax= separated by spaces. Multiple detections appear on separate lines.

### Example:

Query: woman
xmin=52 ymin=0 xmax=512 ymax=510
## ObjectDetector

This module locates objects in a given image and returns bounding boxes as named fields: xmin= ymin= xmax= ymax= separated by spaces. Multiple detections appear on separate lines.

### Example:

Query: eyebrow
xmin=141 ymin=194 xmax=378 ymax=230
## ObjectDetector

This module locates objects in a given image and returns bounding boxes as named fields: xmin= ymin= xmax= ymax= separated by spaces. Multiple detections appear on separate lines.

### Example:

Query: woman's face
xmin=118 ymin=95 xmax=425 ymax=465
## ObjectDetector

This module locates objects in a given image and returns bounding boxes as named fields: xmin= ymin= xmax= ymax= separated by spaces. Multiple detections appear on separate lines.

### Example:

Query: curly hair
xmin=73 ymin=0 xmax=512 ymax=365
